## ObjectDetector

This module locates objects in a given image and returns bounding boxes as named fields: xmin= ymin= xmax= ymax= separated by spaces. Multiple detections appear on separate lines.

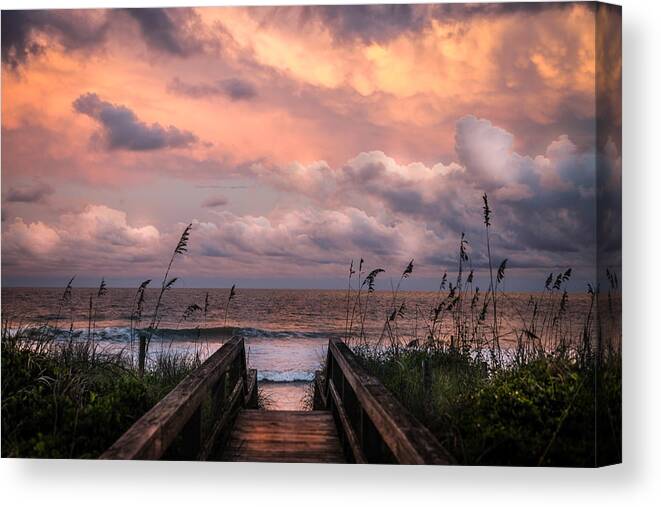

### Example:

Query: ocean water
xmin=1 ymin=287 xmax=592 ymax=409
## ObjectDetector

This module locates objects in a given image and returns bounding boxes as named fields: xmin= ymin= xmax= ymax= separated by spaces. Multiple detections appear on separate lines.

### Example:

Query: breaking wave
xmin=258 ymin=370 xmax=316 ymax=383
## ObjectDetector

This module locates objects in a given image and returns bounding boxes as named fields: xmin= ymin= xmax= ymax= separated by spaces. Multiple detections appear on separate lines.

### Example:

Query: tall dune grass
xmin=1 ymin=194 xmax=620 ymax=464
xmin=343 ymin=194 xmax=621 ymax=466
xmin=0 ymin=223 xmax=249 ymax=458
xmin=1 ymin=321 xmax=198 ymax=458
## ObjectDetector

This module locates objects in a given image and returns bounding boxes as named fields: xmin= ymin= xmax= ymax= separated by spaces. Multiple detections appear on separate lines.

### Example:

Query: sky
xmin=1 ymin=3 xmax=621 ymax=290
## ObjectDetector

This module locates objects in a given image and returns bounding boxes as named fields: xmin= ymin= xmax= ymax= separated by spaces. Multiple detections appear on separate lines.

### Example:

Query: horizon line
xmin=1 ymin=285 xmax=593 ymax=295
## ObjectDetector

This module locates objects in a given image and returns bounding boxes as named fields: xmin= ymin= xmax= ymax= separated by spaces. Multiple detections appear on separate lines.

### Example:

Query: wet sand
xmin=259 ymin=381 xmax=310 ymax=410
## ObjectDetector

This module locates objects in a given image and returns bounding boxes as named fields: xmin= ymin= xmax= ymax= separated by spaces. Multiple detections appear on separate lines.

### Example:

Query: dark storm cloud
xmin=259 ymin=115 xmax=602 ymax=272
xmin=73 ymin=93 xmax=198 ymax=151
xmin=298 ymin=4 xmax=427 ymax=43
xmin=596 ymin=4 xmax=622 ymax=151
xmin=427 ymin=1 xmax=577 ymax=23
xmin=276 ymin=3 xmax=573 ymax=44
xmin=168 ymin=77 xmax=258 ymax=101
xmin=1 ymin=7 xmax=210 ymax=69
xmin=221 ymin=78 xmax=258 ymax=101
xmin=122 ymin=8 xmax=205 ymax=56
xmin=5 ymin=182 xmax=54 ymax=203
xmin=1 ymin=10 xmax=110 ymax=70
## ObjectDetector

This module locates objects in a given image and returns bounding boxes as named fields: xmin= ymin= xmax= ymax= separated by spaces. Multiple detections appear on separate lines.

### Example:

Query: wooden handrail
xmin=103 ymin=334 xmax=450 ymax=463
xmin=327 ymin=377 xmax=367 ymax=463
xmin=101 ymin=336 xmax=257 ymax=460
xmin=315 ymin=339 xmax=453 ymax=465
xmin=313 ymin=369 xmax=327 ymax=409
xmin=244 ymin=368 xmax=258 ymax=407
xmin=198 ymin=377 xmax=243 ymax=460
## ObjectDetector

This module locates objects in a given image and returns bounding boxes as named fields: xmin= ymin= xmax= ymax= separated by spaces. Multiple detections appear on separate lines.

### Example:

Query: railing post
xmin=341 ymin=370 xmax=346 ymax=401
xmin=245 ymin=369 xmax=259 ymax=408
xmin=101 ymin=337 xmax=246 ymax=460
xmin=214 ymin=370 xmax=226 ymax=414
xmin=325 ymin=346 xmax=332 ymax=403
xmin=326 ymin=339 xmax=452 ymax=465
xmin=359 ymin=407 xmax=364 ymax=451
xmin=240 ymin=339 xmax=249 ymax=398
xmin=181 ymin=406 xmax=202 ymax=459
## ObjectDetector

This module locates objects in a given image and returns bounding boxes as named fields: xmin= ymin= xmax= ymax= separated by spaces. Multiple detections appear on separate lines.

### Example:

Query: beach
xmin=1 ymin=286 xmax=594 ymax=409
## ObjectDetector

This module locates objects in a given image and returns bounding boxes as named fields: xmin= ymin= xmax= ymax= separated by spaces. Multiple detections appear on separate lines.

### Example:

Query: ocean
xmin=1 ymin=287 xmax=592 ymax=409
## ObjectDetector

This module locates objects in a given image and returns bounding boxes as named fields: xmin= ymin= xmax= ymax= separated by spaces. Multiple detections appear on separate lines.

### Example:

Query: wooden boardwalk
xmin=102 ymin=336 xmax=453 ymax=465
xmin=220 ymin=410 xmax=345 ymax=463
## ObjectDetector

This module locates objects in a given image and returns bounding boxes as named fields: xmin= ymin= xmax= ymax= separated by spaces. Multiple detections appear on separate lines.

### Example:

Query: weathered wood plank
xmin=313 ymin=370 xmax=327 ymax=409
xmin=328 ymin=339 xmax=453 ymax=465
xmin=220 ymin=410 xmax=346 ymax=463
xmin=236 ymin=410 xmax=329 ymax=417
xmin=328 ymin=378 xmax=367 ymax=464
xmin=228 ymin=433 xmax=341 ymax=443
xmin=103 ymin=333 xmax=451 ymax=465
xmin=197 ymin=377 xmax=244 ymax=460
xmin=101 ymin=337 xmax=243 ymax=460
xmin=244 ymin=368 xmax=258 ymax=408
xmin=223 ymin=451 xmax=345 ymax=463
xmin=180 ymin=406 xmax=202 ymax=459
xmin=232 ymin=425 xmax=338 ymax=435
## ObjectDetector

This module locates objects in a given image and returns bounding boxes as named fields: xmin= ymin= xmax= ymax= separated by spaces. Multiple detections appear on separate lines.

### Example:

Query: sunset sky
xmin=1 ymin=3 xmax=621 ymax=290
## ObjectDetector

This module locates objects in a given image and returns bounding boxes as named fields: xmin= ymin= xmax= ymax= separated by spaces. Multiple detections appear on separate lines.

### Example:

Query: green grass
xmin=1 ymin=328 xmax=198 ymax=458
xmin=1 ymin=223 xmax=255 ymax=459
xmin=341 ymin=194 xmax=621 ymax=466
xmin=1 ymin=198 xmax=621 ymax=465
xmin=353 ymin=344 xmax=621 ymax=466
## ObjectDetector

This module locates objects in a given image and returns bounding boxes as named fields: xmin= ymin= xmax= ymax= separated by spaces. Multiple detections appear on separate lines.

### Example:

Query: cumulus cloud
xmin=2 ymin=204 xmax=162 ymax=274
xmin=269 ymin=3 xmax=573 ymax=44
xmin=1 ymin=203 xmax=440 ymax=281
xmin=294 ymin=4 xmax=430 ymax=43
xmin=59 ymin=205 xmax=160 ymax=247
xmin=1 ymin=8 xmax=214 ymax=69
xmin=2 ymin=114 xmax=606 ymax=283
xmin=454 ymin=116 xmax=521 ymax=187
xmin=253 ymin=116 xmax=600 ymax=270
xmin=168 ymin=77 xmax=257 ymax=101
xmin=123 ymin=8 xmax=209 ymax=56
xmin=194 ymin=207 xmax=433 ymax=269
xmin=5 ymin=182 xmax=54 ymax=203
xmin=73 ymin=93 xmax=198 ymax=151
xmin=1 ymin=10 xmax=110 ymax=70
xmin=3 ymin=218 xmax=60 ymax=256
xmin=2 ymin=5 xmax=617 ymax=288
xmin=0 ymin=119 xmax=616 ymax=286
xmin=261 ymin=148 xmax=468 ymax=228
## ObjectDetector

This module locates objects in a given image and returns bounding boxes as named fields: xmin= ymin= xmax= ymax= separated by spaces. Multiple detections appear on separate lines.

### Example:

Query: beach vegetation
xmin=343 ymin=194 xmax=621 ymax=466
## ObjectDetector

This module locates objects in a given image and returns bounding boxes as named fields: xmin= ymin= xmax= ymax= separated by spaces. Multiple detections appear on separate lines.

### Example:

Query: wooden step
xmin=220 ymin=410 xmax=346 ymax=463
